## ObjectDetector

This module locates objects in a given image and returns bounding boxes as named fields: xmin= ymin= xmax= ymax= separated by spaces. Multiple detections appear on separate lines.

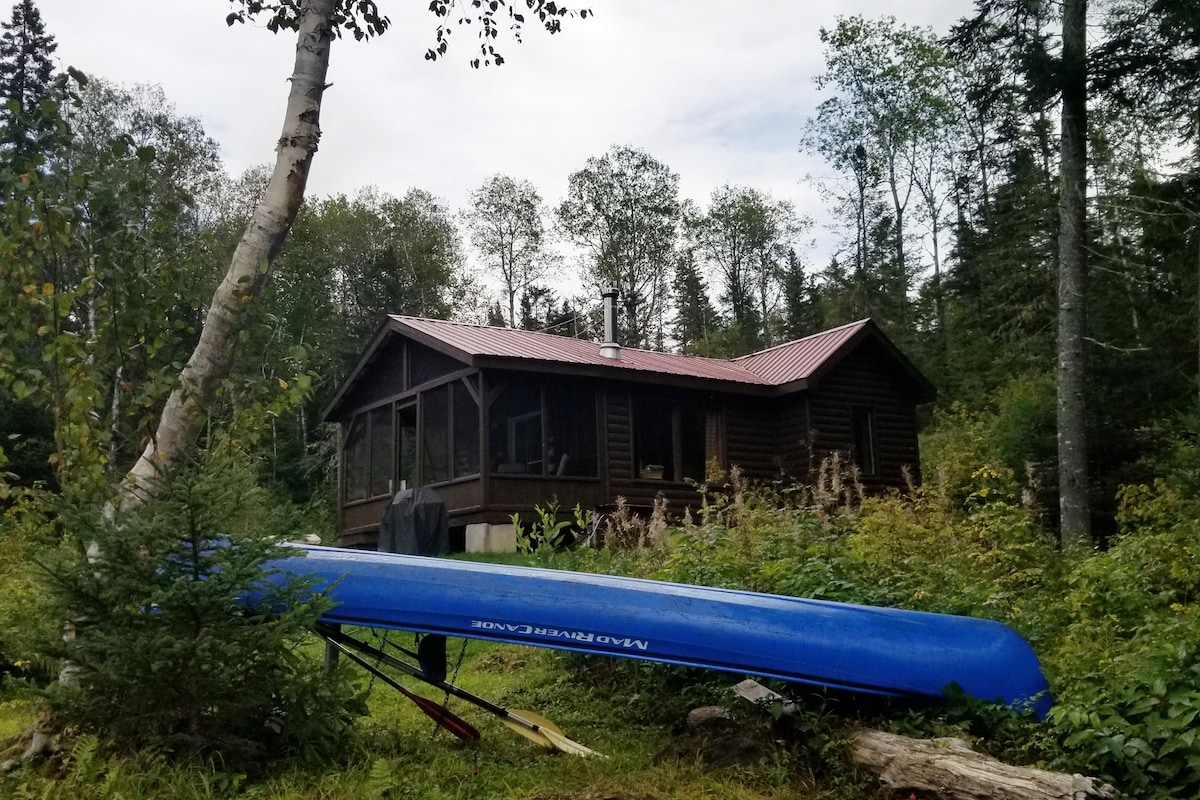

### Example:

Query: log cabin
xmin=322 ymin=302 xmax=934 ymax=551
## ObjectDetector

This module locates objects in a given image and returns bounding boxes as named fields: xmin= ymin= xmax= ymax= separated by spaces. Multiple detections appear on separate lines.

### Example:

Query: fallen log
xmin=0 ymin=721 xmax=59 ymax=774
xmin=732 ymin=679 xmax=1119 ymax=800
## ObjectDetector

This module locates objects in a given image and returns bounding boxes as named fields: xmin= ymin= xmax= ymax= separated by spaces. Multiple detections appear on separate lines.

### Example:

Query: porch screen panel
xmin=452 ymin=383 xmax=480 ymax=478
xmin=343 ymin=415 xmax=369 ymax=502
xmin=369 ymin=406 xmax=393 ymax=497
xmin=409 ymin=343 xmax=461 ymax=388
xmin=545 ymin=384 xmax=597 ymax=476
xmin=421 ymin=385 xmax=451 ymax=484
xmin=489 ymin=382 xmax=541 ymax=474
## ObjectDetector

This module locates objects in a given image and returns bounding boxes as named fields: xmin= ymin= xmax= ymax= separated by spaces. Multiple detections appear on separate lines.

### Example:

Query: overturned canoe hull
xmin=272 ymin=545 xmax=1051 ymax=718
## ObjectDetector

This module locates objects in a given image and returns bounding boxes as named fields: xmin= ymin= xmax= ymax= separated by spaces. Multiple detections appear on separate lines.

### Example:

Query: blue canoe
xmin=271 ymin=544 xmax=1051 ymax=719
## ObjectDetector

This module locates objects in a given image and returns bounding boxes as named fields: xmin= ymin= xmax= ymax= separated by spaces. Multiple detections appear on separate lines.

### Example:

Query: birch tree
xmin=805 ymin=16 xmax=950 ymax=328
xmin=465 ymin=174 xmax=548 ymax=328
xmin=691 ymin=185 xmax=802 ymax=351
xmin=557 ymin=145 xmax=681 ymax=348
xmin=121 ymin=0 xmax=583 ymax=507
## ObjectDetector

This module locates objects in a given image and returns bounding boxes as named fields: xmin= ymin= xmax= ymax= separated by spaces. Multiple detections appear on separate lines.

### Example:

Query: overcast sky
xmin=41 ymin=0 xmax=969 ymax=281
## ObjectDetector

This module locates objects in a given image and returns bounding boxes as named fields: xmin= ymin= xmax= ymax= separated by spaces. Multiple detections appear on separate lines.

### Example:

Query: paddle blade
xmin=499 ymin=716 xmax=556 ymax=749
xmin=507 ymin=710 xmax=605 ymax=758
xmin=399 ymin=686 xmax=480 ymax=741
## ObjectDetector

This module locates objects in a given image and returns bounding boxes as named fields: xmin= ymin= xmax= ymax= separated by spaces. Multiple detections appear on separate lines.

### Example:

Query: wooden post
xmin=323 ymin=623 xmax=341 ymax=674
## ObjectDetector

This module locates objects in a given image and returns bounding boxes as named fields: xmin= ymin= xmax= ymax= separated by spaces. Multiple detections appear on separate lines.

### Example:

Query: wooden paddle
xmin=329 ymin=639 xmax=480 ymax=741
xmin=321 ymin=626 xmax=603 ymax=757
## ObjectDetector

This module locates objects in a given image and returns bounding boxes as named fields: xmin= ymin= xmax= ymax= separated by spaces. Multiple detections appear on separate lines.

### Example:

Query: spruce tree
xmin=671 ymin=249 xmax=719 ymax=353
xmin=0 ymin=0 xmax=57 ymax=168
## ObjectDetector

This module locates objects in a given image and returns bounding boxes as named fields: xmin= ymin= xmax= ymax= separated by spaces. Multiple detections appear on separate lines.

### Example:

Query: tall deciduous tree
xmin=0 ymin=0 xmax=56 ymax=167
xmin=691 ymin=185 xmax=802 ymax=352
xmin=465 ymin=174 xmax=548 ymax=328
xmin=122 ymin=0 xmax=582 ymax=506
xmin=804 ymin=16 xmax=947 ymax=329
xmin=557 ymin=144 xmax=681 ymax=348
xmin=1057 ymin=0 xmax=1090 ymax=547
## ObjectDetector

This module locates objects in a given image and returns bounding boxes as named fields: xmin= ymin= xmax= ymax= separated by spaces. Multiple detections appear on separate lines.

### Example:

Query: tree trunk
xmin=120 ymin=0 xmax=335 ymax=507
xmin=1056 ymin=0 xmax=1091 ymax=548
xmin=850 ymin=729 xmax=1118 ymax=800
xmin=732 ymin=680 xmax=1117 ymax=800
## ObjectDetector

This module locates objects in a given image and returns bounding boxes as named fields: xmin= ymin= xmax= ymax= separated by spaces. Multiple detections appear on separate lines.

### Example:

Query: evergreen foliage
xmin=43 ymin=451 xmax=363 ymax=763
xmin=670 ymin=249 xmax=719 ymax=353
xmin=0 ymin=0 xmax=56 ymax=168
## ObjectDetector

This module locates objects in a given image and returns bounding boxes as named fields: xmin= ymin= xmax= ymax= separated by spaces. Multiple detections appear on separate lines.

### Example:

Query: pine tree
xmin=0 ymin=0 xmax=58 ymax=168
xmin=670 ymin=249 xmax=719 ymax=353
xmin=779 ymin=248 xmax=821 ymax=341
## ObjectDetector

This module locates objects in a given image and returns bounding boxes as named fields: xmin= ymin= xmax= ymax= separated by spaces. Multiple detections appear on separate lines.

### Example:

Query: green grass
xmin=0 ymin=692 xmax=34 ymax=740
xmin=0 ymin=636 xmax=877 ymax=799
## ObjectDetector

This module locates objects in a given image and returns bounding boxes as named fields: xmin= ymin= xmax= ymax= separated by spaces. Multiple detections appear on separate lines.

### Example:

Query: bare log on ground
xmin=851 ymin=729 xmax=1118 ymax=800
xmin=732 ymin=679 xmax=1119 ymax=800
xmin=0 ymin=720 xmax=59 ymax=773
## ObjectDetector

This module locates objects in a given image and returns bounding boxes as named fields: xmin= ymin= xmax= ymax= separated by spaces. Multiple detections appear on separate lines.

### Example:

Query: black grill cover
xmin=377 ymin=487 xmax=449 ymax=556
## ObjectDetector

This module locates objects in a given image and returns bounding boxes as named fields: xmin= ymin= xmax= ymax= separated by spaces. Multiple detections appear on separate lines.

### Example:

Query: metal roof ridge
xmin=389 ymin=314 xmax=585 ymax=339
xmin=390 ymin=314 xmax=767 ymax=367
xmin=731 ymin=318 xmax=872 ymax=363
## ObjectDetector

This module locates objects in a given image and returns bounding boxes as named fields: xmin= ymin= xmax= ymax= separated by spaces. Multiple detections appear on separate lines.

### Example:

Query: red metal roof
xmin=390 ymin=315 xmax=872 ymax=388
xmin=732 ymin=319 xmax=869 ymax=384
xmin=392 ymin=316 xmax=767 ymax=385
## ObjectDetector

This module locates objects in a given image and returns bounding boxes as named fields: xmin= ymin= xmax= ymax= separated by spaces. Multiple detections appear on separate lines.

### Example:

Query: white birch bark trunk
xmin=120 ymin=0 xmax=335 ymax=507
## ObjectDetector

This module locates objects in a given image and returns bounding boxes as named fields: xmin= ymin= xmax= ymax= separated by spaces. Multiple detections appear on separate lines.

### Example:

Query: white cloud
xmin=41 ymin=0 xmax=967 ymax=284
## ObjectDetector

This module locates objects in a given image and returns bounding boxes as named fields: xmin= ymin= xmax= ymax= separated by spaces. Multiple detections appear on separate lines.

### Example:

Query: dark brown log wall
xmin=725 ymin=398 xmax=780 ymax=480
xmin=483 ymin=477 xmax=606 ymax=519
xmin=788 ymin=340 xmax=922 ymax=489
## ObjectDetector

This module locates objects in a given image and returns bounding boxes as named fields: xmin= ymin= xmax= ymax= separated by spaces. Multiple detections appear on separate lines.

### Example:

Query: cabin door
xmin=396 ymin=402 xmax=417 ymax=491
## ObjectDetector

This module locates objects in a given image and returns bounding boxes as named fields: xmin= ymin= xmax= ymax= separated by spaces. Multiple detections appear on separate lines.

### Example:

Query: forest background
xmin=1 ymin=0 xmax=1200 ymax=798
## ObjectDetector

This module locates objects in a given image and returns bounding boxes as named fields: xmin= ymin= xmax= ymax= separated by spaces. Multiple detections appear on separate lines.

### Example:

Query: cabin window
xmin=632 ymin=397 xmax=706 ymax=482
xmin=851 ymin=406 xmax=877 ymax=476
xmin=490 ymin=381 xmax=598 ymax=477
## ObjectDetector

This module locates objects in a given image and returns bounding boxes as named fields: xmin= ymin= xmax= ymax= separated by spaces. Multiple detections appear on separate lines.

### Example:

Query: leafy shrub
xmin=42 ymin=450 xmax=364 ymax=765
xmin=0 ymin=488 xmax=60 ymax=679
xmin=1046 ymin=478 xmax=1200 ymax=798
xmin=556 ymin=444 xmax=1200 ymax=799
xmin=849 ymin=469 xmax=1059 ymax=628
xmin=512 ymin=496 xmax=594 ymax=560
xmin=920 ymin=372 xmax=1055 ymax=508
